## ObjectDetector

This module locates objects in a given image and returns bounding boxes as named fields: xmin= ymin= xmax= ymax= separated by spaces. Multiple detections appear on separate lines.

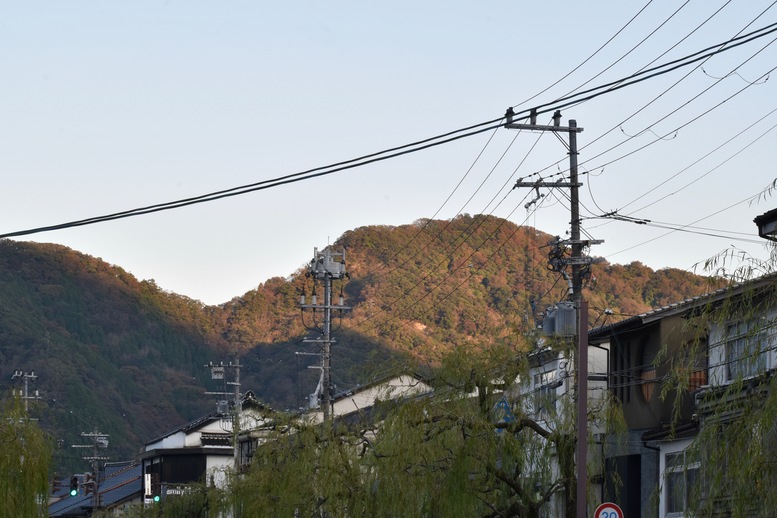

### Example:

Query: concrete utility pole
xmin=205 ymin=359 xmax=242 ymax=470
xmin=507 ymin=111 xmax=600 ymax=517
xmin=72 ymin=429 xmax=109 ymax=510
xmin=300 ymin=248 xmax=351 ymax=421
xmin=11 ymin=370 xmax=40 ymax=413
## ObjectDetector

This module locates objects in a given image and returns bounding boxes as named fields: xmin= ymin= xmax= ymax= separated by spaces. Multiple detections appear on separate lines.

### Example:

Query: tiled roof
xmin=48 ymin=462 xmax=142 ymax=516
xmin=588 ymin=274 xmax=777 ymax=340
xmin=144 ymin=390 xmax=273 ymax=446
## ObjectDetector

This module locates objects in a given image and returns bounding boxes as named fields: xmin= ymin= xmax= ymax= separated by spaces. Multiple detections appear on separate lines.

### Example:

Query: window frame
xmin=532 ymin=369 xmax=558 ymax=421
xmin=725 ymin=320 xmax=768 ymax=381
xmin=660 ymin=439 xmax=698 ymax=518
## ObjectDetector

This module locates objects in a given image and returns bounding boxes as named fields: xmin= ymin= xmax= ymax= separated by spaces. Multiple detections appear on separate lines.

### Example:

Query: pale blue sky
xmin=2 ymin=1 xmax=776 ymax=305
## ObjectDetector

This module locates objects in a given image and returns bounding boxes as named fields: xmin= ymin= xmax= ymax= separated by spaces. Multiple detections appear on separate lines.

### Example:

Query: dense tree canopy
xmin=0 ymin=394 xmax=51 ymax=517
xmin=0 ymin=218 xmax=713 ymax=476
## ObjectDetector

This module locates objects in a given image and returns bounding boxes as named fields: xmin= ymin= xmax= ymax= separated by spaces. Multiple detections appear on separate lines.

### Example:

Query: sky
xmin=2 ymin=1 xmax=777 ymax=306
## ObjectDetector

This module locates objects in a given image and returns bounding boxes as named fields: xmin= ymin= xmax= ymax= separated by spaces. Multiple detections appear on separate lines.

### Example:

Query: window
xmin=201 ymin=433 xmax=231 ymax=447
xmin=688 ymin=341 xmax=708 ymax=392
xmin=640 ymin=338 xmax=659 ymax=403
xmin=725 ymin=320 xmax=768 ymax=381
xmin=665 ymin=450 xmax=699 ymax=517
xmin=533 ymin=370 xmax=558 ymax=420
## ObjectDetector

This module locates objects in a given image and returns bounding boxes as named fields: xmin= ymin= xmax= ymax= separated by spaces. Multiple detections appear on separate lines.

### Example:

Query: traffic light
xmin=52 ymin=475 xmax=63 ymax=494
xmin=151 ymin=473 xmax=161 ymax=503
xmin=69 ymin=475 xmax=79 ymax=497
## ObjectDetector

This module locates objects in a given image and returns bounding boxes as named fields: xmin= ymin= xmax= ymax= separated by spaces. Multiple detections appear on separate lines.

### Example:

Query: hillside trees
xmin=0 ymin=222 xmax=716 ymax=481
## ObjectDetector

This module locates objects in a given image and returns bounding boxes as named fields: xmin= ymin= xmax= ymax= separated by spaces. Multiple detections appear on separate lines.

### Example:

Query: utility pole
xmin=72 ymin=429 xmax=109 ymax=510
xmin=295 ymin=351 xmax=324 ymax=410
xmin=11 ymin=370 xmax=40 ymax=413
xmin=507 ymin=111 xmax=600 ymax=517
xmin=205 ymin=359 xmax=242 ymax=470
xmin=300 ymin=248 xmax=350 ymax=421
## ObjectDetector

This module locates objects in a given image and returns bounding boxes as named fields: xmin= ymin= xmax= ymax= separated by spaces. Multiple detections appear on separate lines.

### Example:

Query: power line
xmin=1 ymin=119 xmax=506 ymax=239
xmin=365 ymin=23 xmax=777 ymax=330
xmin=512 ymin=0 xmax=656 ymax=107
xmin=617 ymin=106 xmax=777 ymax=216
xmin=3 ymin=21 xmax=776 ymax=241
xmin=516 ymin=22 xmax=777 ymax=118
xmin=603 ymin=187 xmax=774 ymax=259
xmin=550 ymin=0 xmax=693 ymax=99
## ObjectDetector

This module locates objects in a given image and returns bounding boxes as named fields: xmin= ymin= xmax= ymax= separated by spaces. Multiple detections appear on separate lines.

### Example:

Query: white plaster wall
xmin=205 ymin=455 xmax=234 ymax=488
xmin=145 ymin=431 xmax=186 ymax=451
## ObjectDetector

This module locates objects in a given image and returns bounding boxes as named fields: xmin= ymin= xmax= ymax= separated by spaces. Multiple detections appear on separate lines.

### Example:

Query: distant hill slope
xmin=0 ymin=215 xmax=717 ymax=471
xmin=0 ymin=240 xmax=224 ymax=467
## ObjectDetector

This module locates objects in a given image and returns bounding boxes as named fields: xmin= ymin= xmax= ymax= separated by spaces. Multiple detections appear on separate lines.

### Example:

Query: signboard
xmin=493 ymin=396 xmax=515 ymax=434
xmin=165 ymin=484 xmax=193 ymax=498
xmin=594 ymin=502 xmax=624 ymax=518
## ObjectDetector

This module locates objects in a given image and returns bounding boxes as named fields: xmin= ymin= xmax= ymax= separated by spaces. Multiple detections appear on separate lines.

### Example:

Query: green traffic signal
xmin=69 ymin=488 xmax=78 ymax=497
xmin=153 ymin=495 xmax=160 ymax=502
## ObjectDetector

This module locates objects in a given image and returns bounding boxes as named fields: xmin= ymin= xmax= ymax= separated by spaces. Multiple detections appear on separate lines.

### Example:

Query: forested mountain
xmin=0 ymin=215 xmax=718 ymax=472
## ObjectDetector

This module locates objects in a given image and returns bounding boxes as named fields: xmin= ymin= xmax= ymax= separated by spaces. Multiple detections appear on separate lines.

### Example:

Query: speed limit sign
xmin=594 ymin=502 xmax=624 ymax=518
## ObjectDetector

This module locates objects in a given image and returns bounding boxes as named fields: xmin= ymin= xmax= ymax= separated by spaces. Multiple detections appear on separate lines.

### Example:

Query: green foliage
xmin=0 ymin=240 xmax=219 ymax=470
xmin=687 ymin=380 xmax=777 ymax=517
xmin=231 ymin=341 xmax=623 ymax=517
xmin=660 ymin=242 xmax=777 ymax=517
xmin=0 ymin=394 xmax=51 ymax=517
xmin=93 ymin=482 xmax=226 ymax=518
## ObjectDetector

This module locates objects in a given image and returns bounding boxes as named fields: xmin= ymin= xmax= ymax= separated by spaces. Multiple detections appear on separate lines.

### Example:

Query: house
xmin=140 ymin=390 xmax=273 ymax=499
xmin=589 ymin=274 xmax=777 ymax=517
xmin=236 ymin=373 xmax=432 ymax=473
xmin=588 ymin=298 xmax=703 ymax=517
xmin=307 ymin=373 xmax=432 ymax=424
xmin=507 ymin=336 xmax=609 ymax=517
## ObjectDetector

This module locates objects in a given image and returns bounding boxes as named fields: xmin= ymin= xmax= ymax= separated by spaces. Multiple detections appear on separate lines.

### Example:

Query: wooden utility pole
xmin=507 ymin=112 xmax=599 ymax=517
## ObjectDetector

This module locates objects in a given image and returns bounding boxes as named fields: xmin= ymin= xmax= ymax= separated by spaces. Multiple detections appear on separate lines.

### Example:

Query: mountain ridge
xmin=0 ymin=215 xmax=719 ymax=471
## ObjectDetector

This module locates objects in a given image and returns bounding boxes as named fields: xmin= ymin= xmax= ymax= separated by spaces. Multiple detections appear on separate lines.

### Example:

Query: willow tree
xmin=101 ymin=482 xmax=226 ymax=518
xmin=231 ymin=339 xmax=620 ymax=517
xmin=661 ymin=239 xmax=777 ymax=517
xmin=0 ymin=393 xmax=51 ymax=516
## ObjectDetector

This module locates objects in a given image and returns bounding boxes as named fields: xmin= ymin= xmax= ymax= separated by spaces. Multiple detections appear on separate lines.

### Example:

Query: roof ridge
xmin=99 ymin=474 xmax=141 ymax=495
xmin=105 ymin=461 xmax=139 ymax=478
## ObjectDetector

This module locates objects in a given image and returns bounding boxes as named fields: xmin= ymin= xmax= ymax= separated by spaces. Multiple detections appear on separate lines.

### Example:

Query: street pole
xmin=72 ymin=429 xmax=109 ymax=510
xmin=568 ymin=119 xmax=589 ymax=518
xmin=300 ymin=248 xmax=350 ymax=421
xmin=11 ymin=370 xmax=39 ymax=413
xmin=507 ymin=113 xmax=598 ymax=517
xmin=322 ymin=272 xmax=333 ymax=419
xmin=205 ymin=360 xmax=241 ymax=471
xmin=232 ymin=358 xmax=241 ymax=471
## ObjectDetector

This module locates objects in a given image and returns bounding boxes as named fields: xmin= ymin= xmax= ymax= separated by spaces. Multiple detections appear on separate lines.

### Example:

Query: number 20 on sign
xmin=594 ymin=502 xmax=624 ymax=518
